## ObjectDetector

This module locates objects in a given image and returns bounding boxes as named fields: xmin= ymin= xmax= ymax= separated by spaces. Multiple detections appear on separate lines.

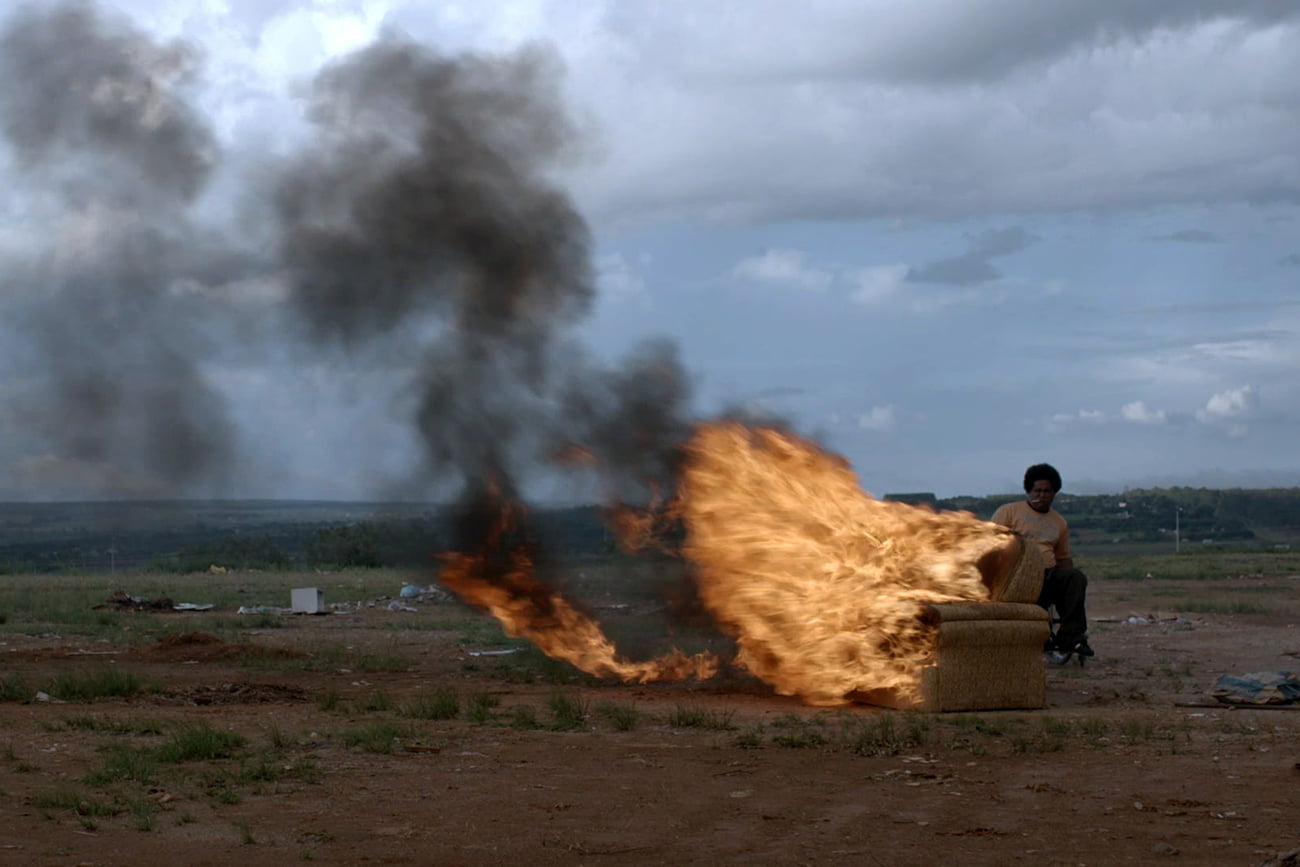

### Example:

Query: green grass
xmin=844 ymin=714 xmax=930 ymax=756
xmin=339 ymin=720 xmax=416 ymax=754
xmin=354 ymin=690 xmax=393 ymax=713
xmin=47 ymin=668 xmax=152 ymax=702
xmin=1088 ymin=551 xmax=1300 ymax=583
xmin=466 ymin=692 xmax=500 ymax=725
xmin=547 ymin=690 xmax=589 ymax=731
xmin=594 ymin=701 xmax=641 ymax=732
xmin=398 ymin=688 xmax=459 ymax=721
xmin=733 ymin=724 xmax=764 ymax=749
xmin=83 ymin=745 xmax=158 ymax=786
xmin=0 ymin=674 xmax=30 ymax=702
xmin=770 ymin=714 xmax=827 ymax=749
xmin=28 ymin=784 xmax=123 ymax=818
xmin=156 ymin=724 xmax=247 ymax=762
xmin=667 ymin=703 xmax=736 ymax=730
xmin=508 ymin=705 xmax=543 ymax=729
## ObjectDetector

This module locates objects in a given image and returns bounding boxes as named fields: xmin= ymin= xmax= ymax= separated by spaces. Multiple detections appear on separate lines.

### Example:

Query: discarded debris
xmin=466 ymin=648 xmax=522 ymax=657
xmin=97 ymin=590 xmax=212 ymax=612
xmin=97 ymin=590 xmax=174 ymax=611
xmin=1211 ymin=671 xmax=1299 ymax=706
xmin=396 ymin=584 xmax=453 ymax=603
xmin=237 ymin=605 xmax=292 ymax=616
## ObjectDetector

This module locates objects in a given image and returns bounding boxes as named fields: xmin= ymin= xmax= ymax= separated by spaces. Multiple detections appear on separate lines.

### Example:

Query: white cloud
xmin=856 ymin=404 xmax=897 ymax=431
xmin=849 ymin=264 xmax=908 ymax=305
xmin=732 ymin=248 xmax=832 ymax=291
xmin=1120 ymin=400 xmax=1167 ymax=424
xmin=1196 ymin=385 xmax=1259 ymax=427
xmin=1046 ymin=408 xmax=1108 ymax=433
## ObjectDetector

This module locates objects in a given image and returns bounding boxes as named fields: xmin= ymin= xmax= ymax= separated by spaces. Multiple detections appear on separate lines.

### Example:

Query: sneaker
xmin=1045 ymin=649 xmax=1070 ymax=665
xmin=1072 ymin=640 xmax=1095 ymax=658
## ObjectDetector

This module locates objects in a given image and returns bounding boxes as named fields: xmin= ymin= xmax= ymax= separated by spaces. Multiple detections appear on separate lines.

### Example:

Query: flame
xmin=437 ymin=421 xmax=1017 ymax=705
xmin=677 ymin=422 xmax=1017 ymax=706
xmin=438 ymin=492 xmax=717 ymax=682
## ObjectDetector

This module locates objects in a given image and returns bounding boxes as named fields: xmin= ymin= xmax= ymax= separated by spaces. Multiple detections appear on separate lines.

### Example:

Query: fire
xmin=678 ymin=422 xmax=1016 ymax=705
xmin=437 ymin=421 xmax=1017 ymax=705
xmin=438 ymin=492 xmax=717 ymax=683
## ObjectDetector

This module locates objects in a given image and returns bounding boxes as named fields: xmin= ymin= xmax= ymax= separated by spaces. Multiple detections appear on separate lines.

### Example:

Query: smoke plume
xmin=274 ymin=37 xmax=693 ymax=510
xmin=0 ymin=1 xmax=695 ymax=514
xmin=0 ymin=2 xmax=236 ymax=497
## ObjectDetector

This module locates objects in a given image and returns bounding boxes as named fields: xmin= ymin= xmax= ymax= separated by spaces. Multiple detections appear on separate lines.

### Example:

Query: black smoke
xmin=0 ymin=2 xmax=238 ymax=497
xmin=274 ymin=37 xmax=693 ymax=511
xmin=0 ymin=1 xmax=696 ymax=515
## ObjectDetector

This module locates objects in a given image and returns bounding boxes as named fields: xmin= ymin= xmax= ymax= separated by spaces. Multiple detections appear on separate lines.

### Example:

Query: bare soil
xmin=2 ymin=574 xmax=1298 ymax=867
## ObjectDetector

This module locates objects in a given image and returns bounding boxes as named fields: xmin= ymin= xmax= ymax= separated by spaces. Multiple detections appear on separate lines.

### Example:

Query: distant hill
xmin=2 ymin=487 xmax=1298 ymax=572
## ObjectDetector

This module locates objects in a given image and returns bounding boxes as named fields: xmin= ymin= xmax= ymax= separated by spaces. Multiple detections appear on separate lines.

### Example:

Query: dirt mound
xmin=133 ymin=632 xmax=305 ymax=663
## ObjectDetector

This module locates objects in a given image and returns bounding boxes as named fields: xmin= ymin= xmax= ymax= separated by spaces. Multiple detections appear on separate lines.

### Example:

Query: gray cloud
xmin=906 ymin=227 xmax=1038 ymax=286
xmin=1281 ymin=253 xmax=1300 ymax=266
xmin=623 ymin=0 xmax=1299 ymax=86
xmin=565 ymin=2 xmax=1300 ymax=226
xmin=1149 ymin=229 xmax=1223 ymax=243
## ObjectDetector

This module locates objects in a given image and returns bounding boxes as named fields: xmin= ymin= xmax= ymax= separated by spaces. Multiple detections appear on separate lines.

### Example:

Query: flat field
xmin=1 ymin=554 xmax=1298 ymax=866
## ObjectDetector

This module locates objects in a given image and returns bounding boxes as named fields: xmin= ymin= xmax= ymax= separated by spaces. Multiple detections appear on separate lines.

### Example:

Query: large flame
xmin=438 ymin=493 xmax=717 ymax=682
xmin=678 ymin=422 xmax=1016 ymax=705
xmin=437 ymin=421 xmax=1017 ymax=705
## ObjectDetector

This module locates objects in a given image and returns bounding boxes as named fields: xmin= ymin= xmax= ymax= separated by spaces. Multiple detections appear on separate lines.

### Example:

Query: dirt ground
xmin=1 ymin=572 xmax=1298 ymax=867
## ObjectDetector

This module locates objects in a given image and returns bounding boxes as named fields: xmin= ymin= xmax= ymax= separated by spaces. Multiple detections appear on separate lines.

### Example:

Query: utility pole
xmin=1175 ymin=507 xmax=1181 ymax=554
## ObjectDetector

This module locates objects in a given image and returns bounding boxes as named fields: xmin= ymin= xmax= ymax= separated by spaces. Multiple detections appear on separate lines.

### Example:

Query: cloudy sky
xmin=0 ymin=0 xmax=1297 ymax=501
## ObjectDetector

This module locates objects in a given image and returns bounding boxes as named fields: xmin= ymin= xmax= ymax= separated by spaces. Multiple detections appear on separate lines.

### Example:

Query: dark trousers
xmin=1038 ymin=567 xmax=1088 ymax=650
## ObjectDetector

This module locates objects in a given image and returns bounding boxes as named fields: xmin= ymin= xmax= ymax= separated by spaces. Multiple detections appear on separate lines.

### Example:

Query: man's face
xmin=1027 ymin=479 xmax=1056 ymax=513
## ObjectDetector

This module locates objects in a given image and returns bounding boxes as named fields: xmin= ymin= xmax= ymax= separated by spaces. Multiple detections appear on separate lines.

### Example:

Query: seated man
xmin=992 ymin=463 xmax=1094 ymax=662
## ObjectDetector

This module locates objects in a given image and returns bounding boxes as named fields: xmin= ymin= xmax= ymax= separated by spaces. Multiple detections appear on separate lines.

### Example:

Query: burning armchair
xmin=858 ymin=535 xmax=1050 ymax=712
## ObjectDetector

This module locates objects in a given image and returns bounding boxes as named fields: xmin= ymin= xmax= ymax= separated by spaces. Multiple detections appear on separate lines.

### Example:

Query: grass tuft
xmin=28 ymin=784 xmax=122 ymax=818
xmin=339 ymin=720 xmax=415 ymax=754
xmin=844 ymin=713 xmax=930 ymax=756
xmin=398 ymin=688 xmax=459 ymax=721
xmin=48 ymin=668 xmax=149 ymax=702
xmin=595 ymin=701 xmax=641 ymax=732
xmin=157 ymin=723 xmax=247 ymax=762
xmin=466 ymin=692 xmax=500 ymax=725
xmin=667 ymin=704 xmax=736 ymax=730
xmin=547 ymin=690 xmax=589 ymax=731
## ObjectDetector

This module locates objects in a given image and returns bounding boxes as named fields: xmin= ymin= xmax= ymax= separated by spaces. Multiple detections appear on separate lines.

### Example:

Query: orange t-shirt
xmin=991 ymin=500 xmax=1071 ymax=569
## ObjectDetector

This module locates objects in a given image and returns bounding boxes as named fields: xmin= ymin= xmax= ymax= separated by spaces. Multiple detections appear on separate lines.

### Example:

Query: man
xmin=992 ymin=463 xmax=1094 ymax=663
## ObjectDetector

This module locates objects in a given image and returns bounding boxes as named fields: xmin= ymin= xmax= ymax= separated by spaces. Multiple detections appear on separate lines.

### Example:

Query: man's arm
xmin=1055 ymin=513 xmax=1074 ymax=570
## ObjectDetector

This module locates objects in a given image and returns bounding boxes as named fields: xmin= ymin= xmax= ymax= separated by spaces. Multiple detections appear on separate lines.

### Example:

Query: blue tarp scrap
xmin=1211 ymin=671 xmax=1300 ymax=705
